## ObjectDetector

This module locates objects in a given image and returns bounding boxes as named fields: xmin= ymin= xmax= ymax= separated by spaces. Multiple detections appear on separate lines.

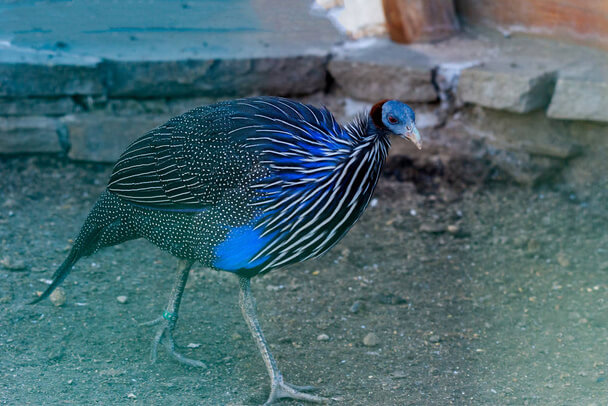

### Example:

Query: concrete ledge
xmin=547 ymin=64 xmax=608 ymax=123
xmin=0 ymin=97 xmax=78 ymax=116
xmin=460 ymin=106 xmax=580 ymax=159
xmin=0 ymin=116 xmax=64 ymax=154
xmin=458 ymin=62 xmax=557 ymax=113
xmin=103 ymin=55 xmax=328 ymax=98
xmin=328 ymin=41 xmax=437 ymax=103
xmin=0 ymin=63 xmax=104 ymax=98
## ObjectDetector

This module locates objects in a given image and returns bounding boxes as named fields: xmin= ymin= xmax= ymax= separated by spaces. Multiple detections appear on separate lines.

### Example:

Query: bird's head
xmin=370 ymin=100 xmax=422 ymax=149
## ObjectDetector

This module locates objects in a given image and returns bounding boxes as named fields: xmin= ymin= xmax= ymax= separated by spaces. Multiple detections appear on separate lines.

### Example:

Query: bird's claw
xmin=264 ymin=380 xmax=327 ymax=405
xmin=142 ymin=315 xmax=206 ymax=368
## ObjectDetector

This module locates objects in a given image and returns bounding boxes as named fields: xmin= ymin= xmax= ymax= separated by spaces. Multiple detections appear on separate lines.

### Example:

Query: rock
xmin=0 ymin=116 xmax=65 ymax=154
xmin=102 ymin=55 xmax=329 ymax=98
xmin=390 ymin=370 xmax=408 ymax=379
xmin=363 ymin=332 xmax=379 ymax=347
xmin=429 ymin=334 xmax=441 ymax=343
xmin=1 ymin=0 xmax=340 ymax=100
xmin=116 ymin=295 xmax=128 ymax=304
xmin=419 ymin=223 xmax=445 ymax=234
xmin=547 ymin=62 xmax=608 ymax=123
xmin=446 ymin=224 xmax=459 ymax=234
xmin=63 ymin=113 xmax=170 ymax=162
xmin=50 ymin=287 xmax=67 ymax=306
xmin=0 ymin=62 xmax=104 ymax=97
xmin=0 ymin=97 xmax=77 ymax=116
xmin=329 ymin=40 xmax=436 ymax=103
xmin=452 ymin=106 xmax=582 ymax=184
xmin=317 ymin=333 xmax=330 ymax=341
xmin=458 ymin=61 xmax=556 ymax=113
xmin=0 ymin=256 xmax=27 ymax=271
xmin=349 ymin=300 xmax=363 ymax=314
xmin=461 ymin=106 xmax=579 ymax=159
xmin=526 ymin=239 xmax=540 ymax=253
xmin=556 ymin=252 xmax=570 ymax=267
xmin=99 ymin=368 xmax=125 ymax=377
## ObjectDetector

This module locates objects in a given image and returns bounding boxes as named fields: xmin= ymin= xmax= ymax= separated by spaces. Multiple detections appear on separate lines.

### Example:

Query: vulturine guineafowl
xmin=32 ymin=96 xmax=421 ymax=405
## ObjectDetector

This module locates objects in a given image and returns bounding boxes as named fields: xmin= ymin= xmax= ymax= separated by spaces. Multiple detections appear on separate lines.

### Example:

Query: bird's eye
xmin=387 ymin=115 xmax=398 ymax=124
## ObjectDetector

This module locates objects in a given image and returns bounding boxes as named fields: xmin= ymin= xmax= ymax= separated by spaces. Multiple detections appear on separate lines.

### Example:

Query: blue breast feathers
xmin=213 ymin=223 xmax=277 ymax=271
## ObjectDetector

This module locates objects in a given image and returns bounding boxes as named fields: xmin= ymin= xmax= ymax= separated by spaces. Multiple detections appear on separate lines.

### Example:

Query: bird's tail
xmin=29 ymin=221 xmax=105 ymax=305
xmin=29 ymin=191 xmax=133 ymax=305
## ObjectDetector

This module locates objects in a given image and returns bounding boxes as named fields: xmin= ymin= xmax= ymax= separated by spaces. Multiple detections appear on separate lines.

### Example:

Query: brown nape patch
xmin=370 ymin=99 xmax=389 ymax=130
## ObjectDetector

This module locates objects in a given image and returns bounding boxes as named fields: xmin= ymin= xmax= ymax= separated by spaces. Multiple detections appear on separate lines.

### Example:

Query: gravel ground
xmin=1 ymin=156 xmax=607 ymax=405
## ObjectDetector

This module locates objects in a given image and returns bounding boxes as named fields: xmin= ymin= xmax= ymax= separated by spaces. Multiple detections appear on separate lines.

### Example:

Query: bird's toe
xmin=264 ymin=381 xmax=328 ymax=405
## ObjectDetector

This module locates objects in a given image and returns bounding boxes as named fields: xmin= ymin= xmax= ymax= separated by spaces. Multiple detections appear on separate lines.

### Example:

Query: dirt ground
xmin=1 ymin=155 xmax=607 ymax=405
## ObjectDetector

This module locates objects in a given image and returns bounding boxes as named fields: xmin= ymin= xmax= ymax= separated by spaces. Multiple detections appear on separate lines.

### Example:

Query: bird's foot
xmin=140 ymin=314 xmax=206 ymax=368
xmin=264 ymin=380 xmax=327 ymax=405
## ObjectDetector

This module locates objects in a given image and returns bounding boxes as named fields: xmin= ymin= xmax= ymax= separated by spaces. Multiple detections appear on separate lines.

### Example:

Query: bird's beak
xmin=402 ymin=126 xmax=422 ymax=150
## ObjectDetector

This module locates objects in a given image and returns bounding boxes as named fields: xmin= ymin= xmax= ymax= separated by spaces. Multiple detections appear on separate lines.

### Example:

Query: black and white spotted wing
xmin=108 ymin=103 xmax=259 ymax=209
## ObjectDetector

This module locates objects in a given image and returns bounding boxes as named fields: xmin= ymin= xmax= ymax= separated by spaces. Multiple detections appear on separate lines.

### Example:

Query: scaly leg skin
xmin=141 ymin=259 xmax=206 ymax=368
xmin=238 ymin=277 xmax=327 ymax=405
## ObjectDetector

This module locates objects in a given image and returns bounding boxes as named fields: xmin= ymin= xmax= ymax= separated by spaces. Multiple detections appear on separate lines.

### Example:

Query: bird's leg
xmin=238 ymin=277 xmax=327 ymax=405
xmin=141 ymin=259 xmax=206 ymax=368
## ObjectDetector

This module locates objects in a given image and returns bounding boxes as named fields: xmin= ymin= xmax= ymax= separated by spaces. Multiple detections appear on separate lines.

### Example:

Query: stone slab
xmin=102 ymin=55 xmax=328 ymax=98
xmin=328 ymin=40 xmax=437 ymax=103
xmin=547 ymin=63 xmax=608 ymax=123
xmin=460 ymin=106 xmax=580 ymax=159
xmin=0 ymin=63 xmax=105 ymax=98
xmin=0 ymin=116 xmax=63 ymax=154
xmin=0 ymin=97 xmax=78 ymax=116
xmin=63 ymin=113 xmax=171 ymax=162
xmin=0 ymin=0 xmax=340 ymax=98
xmin=457 ymin=61 xmax=557 ymax=113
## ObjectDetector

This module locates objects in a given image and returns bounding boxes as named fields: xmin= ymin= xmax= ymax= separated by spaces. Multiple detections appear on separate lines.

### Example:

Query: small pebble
xmin=363 ymin=332 xmax=379 ymax=347
xmin=231 ymin=333 xmax=243 ymax=341
xmin=127 ymin=393 xmax=136 ymax=399
xmin=556 ymin=252 xmax=570 ymax=267
xmin=50 ymin=287 xmax=66 ymax=306
xmin=390 ymin=370 xmax=407 ymax=379
xmin=187 ymin=343 xmax=201 ymax=348
xmin=429 ymin=335 xmax=441 ymax=343
xmin=317 ymin=333 xmax=329 ymax=341
xmin=527 ymin=239 xmax=540 ymax=253
xmin=116 ymin=295 xmax=128 ymax=304
xmin=0 ymin=256 xmax=27 ymax=271
xmin=67 ymin=379 xmax=73 ymax=385
xmin=446 ymin=224 xmax=459 ymax=234
xmin=419 ymin=223 xmax=444 ymax=234
xmin=349 ymin=300 xmax=363 ymax=314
